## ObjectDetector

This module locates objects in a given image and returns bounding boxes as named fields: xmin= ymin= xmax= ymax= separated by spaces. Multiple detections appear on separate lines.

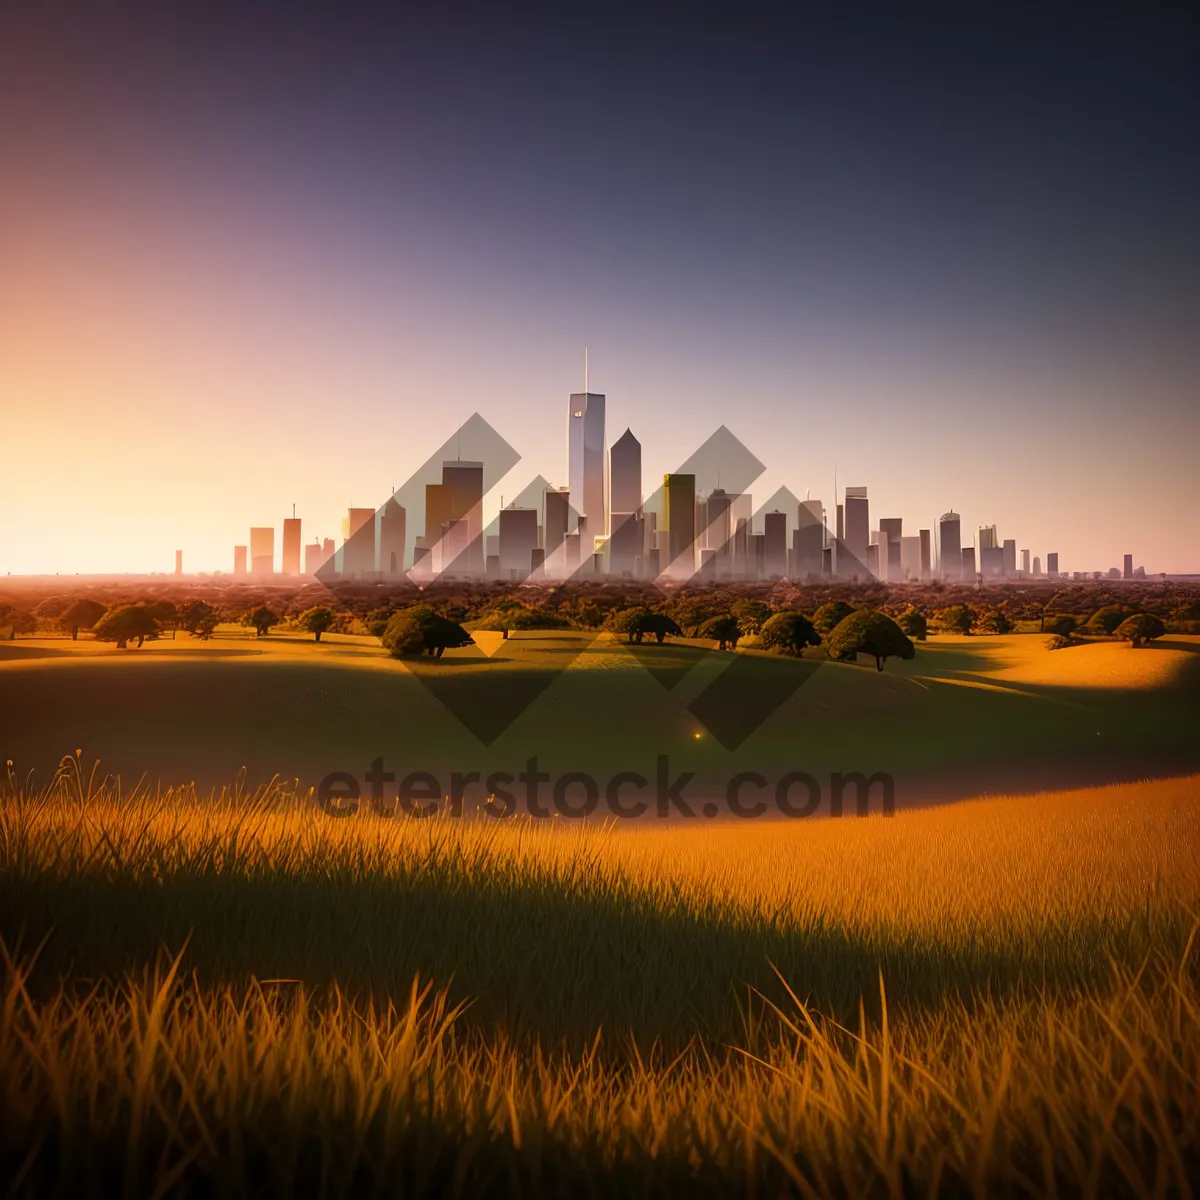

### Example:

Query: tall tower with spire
xmin=568 ymin=349 xmax=607 ymax=541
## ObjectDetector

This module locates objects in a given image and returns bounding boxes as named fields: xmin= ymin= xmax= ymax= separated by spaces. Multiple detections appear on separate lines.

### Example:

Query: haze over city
xmin=2 ymin=3 xmax=1198 ymax=574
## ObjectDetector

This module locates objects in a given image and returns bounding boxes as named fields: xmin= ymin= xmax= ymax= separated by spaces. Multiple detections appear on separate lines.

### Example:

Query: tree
xmin=731 ymin=598 xmax=772 ymax=636
xmin=827 ymin=610 xmax=915 ymax=671
xmin=382 ymin=606 xmax=473 ymax=658
xmin=813 ymin=601 xmax=855 ymax=637
xmin=896 ymin=608 xmax=928 ymax=641
xmin=297 ymin=606 xmax=335 ymax=643
xmin=608 ymin=607 xmax=652 ymax=644
xmin=7 ymin=610 xmax=38 ymax=640
xmin=477 ymin=602 xmax=568 ymax=640
xmin=1044 ymin=614 xmax=1077 ymax=637
xmin=936 ymin=604 xmax=975 ymax=635
xmin=975 ymin=608 xmax=1013 ymax=634
xmin=179 ymin=600 xmax=220 ymax=636
xmin=1115 ymin=613 xmax=1165 ymax=648
xmin=92 ymin=605 xmax=159 ymax=649
xmin=758 ymin=611 xmax=821 ymax=656
xmin=642 ymin=612 xmax=683 ymax=644
xmin=248 ymin=606 xmax=279 ymax=637
xmin=60 ymin=599 xmax=106 ymax=640
xmin=1086 ymin=605 xmax=1136 ymax=636
xmin=1047 ymin=634 xmax=1077 ymax=651
xmin=698 ymin=614 xmax=741 ymax=651
xmin=144 ymin=600 xmax=178 ymax=638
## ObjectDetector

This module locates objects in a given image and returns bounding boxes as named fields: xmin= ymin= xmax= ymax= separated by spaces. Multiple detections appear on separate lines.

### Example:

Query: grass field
xmin=2 ymin=629 xmax=1198 ymax=803
xmin=2 ymin=760 xmax=1198 ymax=1196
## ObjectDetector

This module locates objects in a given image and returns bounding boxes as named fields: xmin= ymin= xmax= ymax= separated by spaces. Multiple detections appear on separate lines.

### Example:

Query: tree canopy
xmin=61 ymin=599 xmax=105 ymax=639
xmin=382 ymin=606 xmax=474 ymax=658
xmin=297 ymin=606 xmax=335 ymax=642
xmin=1086 ymin=605 xmax=1136 ymax=636
xmin=827 ymin=610 xmax=915 ymax=671
xmin=896 ymin=608 xmax=928 ymax=641
xmin=1115 ymin=613 xmax=1165 ymax=648
xmin=812 ymin=601 xmax=855 ymax=637
xmin=248 ymin=606 xmax=279 ymax=637
xmin=698 ymin=614 xmax=741 ymax=651
xmin=936 ymin=604 xmax=975 ymax=635
xmin=758 ymin=611 xmax=821 ymax=656
xmin=92 ymin=605 xmax=159 ymax=649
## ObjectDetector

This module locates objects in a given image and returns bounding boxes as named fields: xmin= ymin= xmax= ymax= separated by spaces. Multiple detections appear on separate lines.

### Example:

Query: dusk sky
xmin=2 ymin=2 xmax=1198 ymax=574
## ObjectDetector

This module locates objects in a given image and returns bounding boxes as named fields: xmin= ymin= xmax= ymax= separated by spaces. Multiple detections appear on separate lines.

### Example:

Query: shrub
xmin=297 ymin=606 xmax=335 ymax=643
xmin=1086 ymin=605 xmax=1136 ymax=636
xmin=1046 ymin=634 xmax=1078 ymax=651
xmin=1114 ymin=614 xmax=1165 ymax=648
xmin=975 ymin=609 xmax=1013 ymax=635
xmin=382 ymin=607 xmax=473 ymax=659
xmin=896 ymin=608 xmax=928 ymax=641
xmin=1044 ymin=615 xmax=1077 ymax=637
xmin=812 ymin=601 xmax=855 ymax=637
xmin=935 ymin=605 xmax=975 ymax=635
xmin=697 ymin=614 xmax=741 ymax=650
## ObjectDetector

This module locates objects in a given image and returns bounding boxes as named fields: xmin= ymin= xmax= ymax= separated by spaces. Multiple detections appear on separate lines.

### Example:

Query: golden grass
xmin=985 ymin=640 xmax=1197 ymax=690
xmin=2 ymin=760 xmax=1199 ymax=1196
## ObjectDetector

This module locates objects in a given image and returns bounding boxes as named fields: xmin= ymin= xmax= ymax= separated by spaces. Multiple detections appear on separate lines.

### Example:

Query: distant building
xmin=938 ymin=511 xmax=961 ymax=580
xmin=282 ymin=517 xmax=302 ymax=576
xmin=794 ymin=499 xmax=823 ymax=578
xmin=1021 ymin=548 xmax=1031 ymax=575
xmin=1002 ymin=539 xmax=1017 ymax=577
xmin=233 ymin=545 xmax=248 ymax=576
xmin=706 ymin=489 xmax=734 ymax=575
xmin=442 ymin=460 xmax=484 ymax=574
xmin=1032 ymin=555 xmax=1041 ymax=576
xmin=424 ymin=483 xmax=455 ymax=572
xmin=900 ymin=535 xmax=921 ymax=580
xmin=844 ymin=487 xmax=869 ymax=577
xmin=609 ymin=511 xmax=644 ymax=577
xmin=866 ymin=544 xmax=880 ymax=576
xmin=919 ymin=529 xmax=931 ymax=580
xmin=879 ymin=517 xmax=903 ymax=582
xmin=343 ymin=508 xmax=376 ymax=577
xmin=1123 ymin=554 xmax=1133 ymax=580
xmin=379 ymin=497 xmax=407 ymax=576
xmin=499 ymin=506 xmax=538 ymax=579
xmin=961 ymin=546 xmax=976 ymax=578
xmin=979 ymin=525 xmax=998 ymax=551
xmin=663 ymin=474 xmax=697 ymax=577
xmin=981 ymin=545 xmax=1005 ymax=578
xmin=304 ymin=541 xmax=326 ymax=575
xmin=174 ymin=550 xmax=183 ymax=576
xmin=569 ymin=390 xmax=607 ymax=538
xmin=1047 ymin=551 xmax=1059 ymax=576
xmin=544 ymin=487 xmax=571 ymax=572
xmin=249 ymin=527 xmax=274 ymax=577
xmin=609 ymin=429 xmax=642 ymax=517
xmin=764 ymin=510 xmax=788 ymax=578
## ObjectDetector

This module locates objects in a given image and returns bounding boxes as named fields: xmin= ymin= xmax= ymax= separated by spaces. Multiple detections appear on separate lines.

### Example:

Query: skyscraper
xmin=705 ymin=488 xmax=733 ymax=575
xmin=609 ymin=512 xmax=644 ymax=577
xmin=233 ymin=545 xmax=247 ymax=576
xmin=304 ymin=541 xmax=325 ymax=575
xmin=499 ymin=506 xmax=539 ymax=579
xmin=249 ymin=527 xmax=274 ymax=577
xmin=424 ymin=483 xmax=454 ymax=573
xmin=919 ymin=529 xmax=931 ymax=580
xmin=344 ymin=508 xmax=375 ymax=577
xmin=1033 ymin=555 xmax=1041 ymax=576
xmin=1021 ymin=549 xmax=1031 ymax=575
xmin=379 ymin=497 xmax=407 ymax=576
xmin=764 ymin=510 xmax=788 ymax=578
xmin=939 ymin=511 xmax=961 ymax=580
xmin=794 ymin=499 xmax=823 ymax=578
xmin=879 ymin=517 xmax=903 ymax=582
xmin=174 ymin=550 xmax=183 ymax=576
xmin=569 ymin=387 xmax=606 ymax=539
xmin=1047 ymin=552 xmax=1059 ymax=576
xmin=1123 ymin=553 xmax=1133 ymax=580
xmin=1002 ymin=539 xmax=1017 ymax=577
xmin=844 ymin=487 xmax=869 ymax=576
xmin=663 ymin=473 xmax=696 ymax=576
xmin=282 ymin=516 xmax=301 ymax=576
xmin=979 ymin=525 xmax=998 ymax=551
xmin=609 ymin=428 xmax=641 ymax=516
xmin=442 ymin=460 xmax=484 ymax=574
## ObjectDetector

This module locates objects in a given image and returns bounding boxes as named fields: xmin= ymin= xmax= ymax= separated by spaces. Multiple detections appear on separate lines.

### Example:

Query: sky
xmin=1 ymin=1 xmax=1198 ymax=575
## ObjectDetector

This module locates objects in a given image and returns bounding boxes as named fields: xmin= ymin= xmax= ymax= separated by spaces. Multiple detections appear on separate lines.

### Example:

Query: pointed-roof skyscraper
xmin=609 ymin=428 xmax=642 ymax=516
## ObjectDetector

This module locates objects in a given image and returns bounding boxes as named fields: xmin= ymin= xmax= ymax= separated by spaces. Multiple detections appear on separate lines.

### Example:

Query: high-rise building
xmin=705 ymin=489 xmax=733 ymax=575
xmin=900 ymin=536 xmax=922 ymax=580
xmin=282 ymin=516 xmax=302 ymax=576
xmin=343 ymin=507 xmax=375 ymax=577
xmin=844 ymin=487 xmax=869 ymax=576
xmin=919 ymin=529 xmax=931 ymax=580
xmin=961 ymin=546 xmax=976 ymax=578
xmin=379 ymin=497 xmax=407 ymax=576
xmin=1047 ymin=552 xmax=1059 ymax=576
xmin=498 ymin=506 xmax=538 ymax=579
xmin=424 ymin=483 xmax=454 ymax=572
xmin=794 ymin=499 xmax=823 ymax=578
xmin=1123 ymin=554 xmax=1133 ymax=580
xmin=764 ymin=510 xmax=788 ymax=578
xmin=234 ymin=545 xmax=248 ymax=576
xmin=609 ymin=512 xmax=643 ymax=577
xmin=1002 ymin=539 xmax=1017 ymax=577
xmin=174 ymin=550 xmax=183 ymax=576
xmin=663 ymin=473 xmax=696 ymax=576
xmin=938 ymin=511 xmax=961 ymax=580
xmin=442 ymin=460 xmax=484 ymax=574
xmin=609 ymin=428 xmax=641 ymax=517
xmin=1032 ymin=555 xmax=1041 ymax=576
xmin=979 ymin=525 xmax=998 ymax=551
xmin=249 ymin=527 xmax=274 ymax=577
xmin=981 ymin=545 xmax=1005 ymax=578
xmin=879 ymin=517 xmax=903 ymax=582
xmin=304 ymin=541 xmax=325 ymax=575
xmin=569 ymin=390 xmax=606 ymax=538
xmin=1021 ymin=549 xmax=1031 ymax=575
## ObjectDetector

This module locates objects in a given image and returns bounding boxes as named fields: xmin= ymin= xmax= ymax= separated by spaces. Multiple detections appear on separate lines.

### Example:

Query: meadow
xmin=1 ymin=759 xmax=1198 ymax=1196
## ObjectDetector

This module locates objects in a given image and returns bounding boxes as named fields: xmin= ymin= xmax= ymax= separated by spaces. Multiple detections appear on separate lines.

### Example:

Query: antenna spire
xmin=584 ymin=346 xmax=589 ymax=395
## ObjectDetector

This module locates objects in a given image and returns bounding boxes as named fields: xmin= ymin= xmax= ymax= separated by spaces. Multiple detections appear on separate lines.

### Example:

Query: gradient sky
xmin=2 ymin=2 xmax=1198 ymax=575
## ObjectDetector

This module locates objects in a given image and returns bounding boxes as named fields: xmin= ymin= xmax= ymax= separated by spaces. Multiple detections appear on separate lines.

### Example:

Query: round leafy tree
xmin=827 ymin=610 xmax=915 ymax=671
xmin=1046 ymin=633 xmax=1078 ymax=651
xmin=642 ymin=612 xmax=683 ymax=644
xmin=698 ymin=614 xmax=741 ymax=651
xmin=731 ymin=598 xmax=772 ymax=635
xmin=607 ymin=606 xmax=653 ymax=644
xmin=92 ymin=605 xmax=159 ymax=649
xmin=936 ymin=604 xmax=975 ymax=635
xmin=382 ymin=606 xmax=473 ymax=658
xmin=179 ymin=600 xmax=220 ymax=636
xmin=61 ymin=598 xmax=105 ymax=640
xmin=896 ymin=608 xmax=928 ymax=641
xmin=297 ymin=606 xmax=335 ymax=643
xmin=1044 ymin=614 xmax=1077 ymax=637
xmin=1086 ymin=605 xmax=1136 ymax=636
xmin=1115 ymin=613 xmax=1165 ymax=648
xmin=758 ymin=611 xmax=821 ymax=657
xmin=812 ymin=601 xmax=855 ymax=637
xmin=248 ymin=606 xmax=279 ymax=637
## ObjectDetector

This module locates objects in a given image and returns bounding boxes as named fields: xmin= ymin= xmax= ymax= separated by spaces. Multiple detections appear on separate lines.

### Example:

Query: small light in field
xmin=693 ymin=731 xmax=703 ymax=740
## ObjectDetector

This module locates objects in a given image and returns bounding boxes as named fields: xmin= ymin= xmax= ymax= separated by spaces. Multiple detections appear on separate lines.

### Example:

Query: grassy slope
xmin=2 ymin=629 xmax=1198 ymax=801
xmin=1 ymin=769 xmax=1198 ymax=1196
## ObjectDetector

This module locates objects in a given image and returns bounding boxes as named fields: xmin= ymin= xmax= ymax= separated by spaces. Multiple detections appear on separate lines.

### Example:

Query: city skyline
xmin=2 ymin=6 xmax=1197 ymax=575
